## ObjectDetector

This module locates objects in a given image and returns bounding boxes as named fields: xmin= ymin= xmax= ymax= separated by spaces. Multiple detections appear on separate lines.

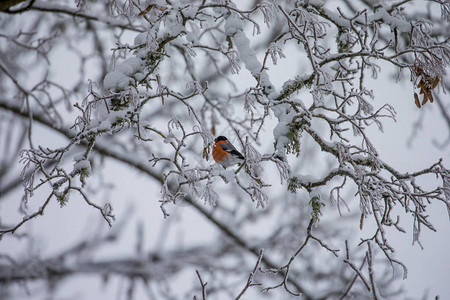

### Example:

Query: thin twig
xmin=235 ymin=249 xmax=264 ymax=300
xmin=196 ymin=270 xmax=207 ymax=300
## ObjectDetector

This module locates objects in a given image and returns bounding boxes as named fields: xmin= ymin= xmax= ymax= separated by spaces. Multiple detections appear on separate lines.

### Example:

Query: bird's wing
xmin=219 ymin=143 xmax=244 ymax=159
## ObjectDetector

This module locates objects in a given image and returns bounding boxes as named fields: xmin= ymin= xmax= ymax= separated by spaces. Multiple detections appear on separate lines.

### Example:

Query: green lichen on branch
xmin=285 ymin=123 xmax=303 ymax=157
xmin=55 ymin=188 xmax=70 ymax=207
xmin=310 ymin=193 xmax=325 ymax=227
xmin=276 ymin=74 xmax=314 ymax=101
xmin=288 ymin=176 xmax=301 ymax=193
xmin=285 ymin=115 xmax=311 ymax=157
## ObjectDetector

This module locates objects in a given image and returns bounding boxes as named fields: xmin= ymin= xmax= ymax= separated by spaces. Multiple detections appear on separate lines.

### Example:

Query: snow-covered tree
xmin=1 ymin=0 xmax=449 ymax=299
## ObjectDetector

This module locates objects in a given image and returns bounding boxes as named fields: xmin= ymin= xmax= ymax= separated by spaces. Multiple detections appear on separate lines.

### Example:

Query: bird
xmin=212 ymin=136 xmax=245 ymax=168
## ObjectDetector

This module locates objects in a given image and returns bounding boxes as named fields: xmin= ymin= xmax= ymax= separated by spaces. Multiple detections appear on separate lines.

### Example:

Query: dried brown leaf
xmin=203 ymin=147 xmax=210 ymax=161
xmin=422 ymin=92 xmax=429 ymax=105
xmin=432 ymin=77 xmax=439 ymax=89
xmin=360 ymin=213 xmax=365 ymax=230
xmin=414 ymin=92 xmax=421 ymax=108
xmin=138 ymin=4 xmax=167 ymax=16
xmin=417 ymin=79 xmax=424 ymax=89
xmin=138 ymin=4 xmax=154 ymax=16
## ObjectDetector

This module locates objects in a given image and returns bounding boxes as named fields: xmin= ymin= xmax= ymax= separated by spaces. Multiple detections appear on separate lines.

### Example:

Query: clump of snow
xmin=224 ymin=12 xmax=243 ymax=36
xmin=73 ymin=157 xmax=91 ymax=177
xmin=309 ymin=188 xmax=321 ymax=200
xmin=73 ymin=154 xmax=85 ymax=162
xmin=103 ymin=57 xmax=144 ymax=91
xmin=211 ymin=165 xmax=235 ymax=183
xmin=134 ymin=72 xmax=145 ymax=81
xmin=104 ymin=71 xmax=133 ymax=91
xmin=224 ymin=12 xmax=277 ymax=99
xmin=116 ymin=57 xmax=143 ymax=75
xmin=273 ymin=121 xmax=290 ymax=140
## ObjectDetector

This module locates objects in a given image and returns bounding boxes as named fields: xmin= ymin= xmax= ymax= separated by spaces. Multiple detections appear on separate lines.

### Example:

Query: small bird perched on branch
xmin=212 ymin=136 xmax=244 ymax=168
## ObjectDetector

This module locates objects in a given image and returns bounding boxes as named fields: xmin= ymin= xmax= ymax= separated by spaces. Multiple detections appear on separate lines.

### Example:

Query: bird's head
xmin=214 ymin=136 xmax=228 ymax=143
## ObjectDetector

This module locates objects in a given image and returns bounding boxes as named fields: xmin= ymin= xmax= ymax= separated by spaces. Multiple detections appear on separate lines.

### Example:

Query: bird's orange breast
xmin=212 ymin=141 xmax=228 ymax=162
